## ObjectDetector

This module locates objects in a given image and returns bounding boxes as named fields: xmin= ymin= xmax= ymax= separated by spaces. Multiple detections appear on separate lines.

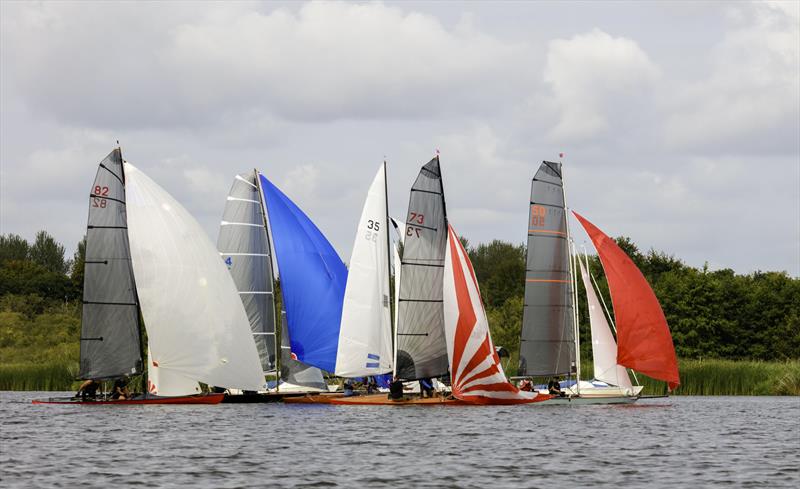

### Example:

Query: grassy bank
xmin=2 ymin=358 xmax=798 ymax=394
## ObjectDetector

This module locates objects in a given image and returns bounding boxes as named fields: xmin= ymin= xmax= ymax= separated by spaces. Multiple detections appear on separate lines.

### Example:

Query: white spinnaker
xmin=147 ymin=348 xmax=200 ymax=397
xmin=335 ymin=164 xmax=393 ymax=377
xmin=124 ymin=162 xmax=265 ymax=391
xmin=578 ymin=259 xmax=632 ymax=388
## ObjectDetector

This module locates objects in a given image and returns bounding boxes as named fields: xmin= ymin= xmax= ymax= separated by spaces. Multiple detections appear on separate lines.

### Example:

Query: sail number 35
xmin=365 ymin=219 xmax=380 ymax=242
xmin=530 ymin=205 xmax=547 ymax=226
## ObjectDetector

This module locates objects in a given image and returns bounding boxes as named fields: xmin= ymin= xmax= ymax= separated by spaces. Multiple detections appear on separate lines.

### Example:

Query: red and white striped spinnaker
xmin=443 ymin=225 xmax=545 ymax=405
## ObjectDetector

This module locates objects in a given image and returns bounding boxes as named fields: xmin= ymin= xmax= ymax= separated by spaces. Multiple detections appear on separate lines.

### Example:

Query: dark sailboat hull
xmin=31 ymin=393 xmax=224 ymax=405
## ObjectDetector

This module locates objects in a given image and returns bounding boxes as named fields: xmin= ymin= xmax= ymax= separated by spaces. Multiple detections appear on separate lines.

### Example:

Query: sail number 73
xmin=406 ymin=212 xmax=425 ymax=238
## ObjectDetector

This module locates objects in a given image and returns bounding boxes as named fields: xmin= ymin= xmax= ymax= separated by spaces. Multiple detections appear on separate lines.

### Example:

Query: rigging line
xmin=88 ymin=194 xmax=125 ymax=205
xmin=99 ymin=163 xmax=124 ymax=185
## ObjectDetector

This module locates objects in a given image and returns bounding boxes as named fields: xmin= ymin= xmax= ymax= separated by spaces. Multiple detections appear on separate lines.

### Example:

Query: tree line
xmin=1 ymin=231 xmax=798 ymax=362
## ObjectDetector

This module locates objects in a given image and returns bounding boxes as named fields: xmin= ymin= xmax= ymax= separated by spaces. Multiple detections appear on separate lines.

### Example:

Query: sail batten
xmin=395 ymin=157 xmax=449 ymax=380
xmin=79 ymin=149 xmax=142 ymax=380
xmin=573 ymin=212 xmax=680 ymax=390
xmin=519 ymin=161 xmax=575 ymax=377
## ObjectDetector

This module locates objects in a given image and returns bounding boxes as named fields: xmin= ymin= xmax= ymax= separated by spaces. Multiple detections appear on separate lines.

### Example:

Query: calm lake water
xmin=1 ymin=392 xmax=798 ymax=488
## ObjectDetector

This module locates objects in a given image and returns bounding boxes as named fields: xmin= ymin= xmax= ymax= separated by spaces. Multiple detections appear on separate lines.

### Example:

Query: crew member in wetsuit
xmin=74 ymin=379 xmax=100 ymax=400
xmin=111 ymin=377 xmax=131 ymax=400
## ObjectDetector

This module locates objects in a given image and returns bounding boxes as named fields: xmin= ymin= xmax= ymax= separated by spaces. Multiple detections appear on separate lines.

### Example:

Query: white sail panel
xmin=147 ymin=348 xmax=200 ymax=397
xmin=578 ymin=259 xmax=632 ymax=388
xmin=335 ymin=164 xmax=393 ymax=377
xmin=124 ymin=162 xmax=265 ymax=391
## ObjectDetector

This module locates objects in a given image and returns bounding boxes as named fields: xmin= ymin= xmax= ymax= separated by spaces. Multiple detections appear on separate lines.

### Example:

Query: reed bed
xmin=0 ymin=361 xmax=78 ymax=391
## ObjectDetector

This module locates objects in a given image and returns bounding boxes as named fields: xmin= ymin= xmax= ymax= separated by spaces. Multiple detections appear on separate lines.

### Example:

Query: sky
xmin=1 ymin=0 xmax=798 ymax=276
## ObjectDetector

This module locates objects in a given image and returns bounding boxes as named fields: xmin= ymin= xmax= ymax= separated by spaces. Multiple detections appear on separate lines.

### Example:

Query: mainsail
xmin=519 ymin=161 xmax=575 ymax=377
xmin=336 ymin=164 xmax=393 ymax=377
xmin=577 ymin=259 xmax=632 ymax=388
xmin=573 ymin=212 xmax=680 ymax=390
xmin=79 ymin=148 xmax=143 ymax=380
xmin=124 ymin=162 xmax=265 ymax=391
xmin=259 ymin=174 xmax=348 ymax=373
xmin=217 ymin=171 xmax=277 ymax=374
xmin=443 ymin=224 xmax=539 ymax=404
xmin=395 ymin=157 xmax=449 ymax=380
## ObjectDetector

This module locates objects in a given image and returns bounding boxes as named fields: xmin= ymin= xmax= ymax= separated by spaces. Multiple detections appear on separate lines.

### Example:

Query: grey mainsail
xmin=280 ymin=311 xmax=328 ymax=390
xmin=217 ymin=171 xmax=277 ymax=374
xmin=395 ymin=156 xmax=449 ymax=380
xmin=79 ymin=148 xmax=143 ymax=380
xmin=518 ymin=161 xmax=575 ymax=377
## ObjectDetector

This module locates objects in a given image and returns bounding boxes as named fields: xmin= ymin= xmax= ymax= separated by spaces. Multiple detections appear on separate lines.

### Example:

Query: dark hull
xmin=31 ymin=393 xmax=224 ymax=405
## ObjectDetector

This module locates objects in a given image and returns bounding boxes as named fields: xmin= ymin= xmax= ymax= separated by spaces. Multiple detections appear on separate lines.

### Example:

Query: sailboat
xmin=333 ymin=156 xmax=549 ymax=406
xmin=517 ymin=160 xmax=678 ymax=404
xmin=216 ymin=170 xmax=329 ymax=401
xmin=34 ymin=149 xmax=265 ymax=405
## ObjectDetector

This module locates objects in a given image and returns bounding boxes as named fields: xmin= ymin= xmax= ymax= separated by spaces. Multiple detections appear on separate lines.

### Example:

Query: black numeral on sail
xmin=366 ymin=220 xmax=380 ymax=231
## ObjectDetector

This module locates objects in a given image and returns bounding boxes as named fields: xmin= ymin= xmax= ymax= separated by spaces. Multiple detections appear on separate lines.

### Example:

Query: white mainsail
xmin=124 ymin=162 xmax=265 ymax=392
xmin=577 ymin=258 xmax=632 ymax=388
xmin=335 ymin=164 xmax=393 ymax=377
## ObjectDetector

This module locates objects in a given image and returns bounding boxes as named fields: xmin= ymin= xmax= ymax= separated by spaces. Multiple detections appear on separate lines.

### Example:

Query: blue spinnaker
xmin=259 ymin=174 xmax=347 ymax=373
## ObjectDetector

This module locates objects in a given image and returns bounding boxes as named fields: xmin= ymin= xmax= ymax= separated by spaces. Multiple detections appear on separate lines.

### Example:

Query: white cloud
xmin=542 ymin=29 xmax=661 ymax=143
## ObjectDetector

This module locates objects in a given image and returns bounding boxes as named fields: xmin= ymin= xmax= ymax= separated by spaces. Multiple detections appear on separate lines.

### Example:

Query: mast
xmin=383 ymin=160 xmax=394 ymax=373
xmin=561 ymin=157 xmax=581 ymax=393
xmin=254 ymin=169 xmax=280 ymax=392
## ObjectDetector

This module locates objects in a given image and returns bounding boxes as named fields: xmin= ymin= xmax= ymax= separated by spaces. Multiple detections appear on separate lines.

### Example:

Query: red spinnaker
xmin=573 ymin=212 xmax=680 ymax=390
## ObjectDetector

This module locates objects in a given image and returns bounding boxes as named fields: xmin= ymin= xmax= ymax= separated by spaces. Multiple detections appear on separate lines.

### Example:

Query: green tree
xmin=28 ymin=231 xmax=69 ymax=275
xmin=70 ymin=236 xmax=86 ymax=293
xmin=0 ymin=234 xmax=29 ymax=263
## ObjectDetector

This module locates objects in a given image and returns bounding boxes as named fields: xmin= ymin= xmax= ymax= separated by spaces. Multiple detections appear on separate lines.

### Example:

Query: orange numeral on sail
xmin=530 ymin=205 xmax=546 ymax=226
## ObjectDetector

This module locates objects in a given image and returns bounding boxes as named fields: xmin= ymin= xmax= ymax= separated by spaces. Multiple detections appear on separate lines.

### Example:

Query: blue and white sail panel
xmin=259 ymin=173 xmax=347 ymax=373
xmin=335 ymin=164 xmax=393 ymax=377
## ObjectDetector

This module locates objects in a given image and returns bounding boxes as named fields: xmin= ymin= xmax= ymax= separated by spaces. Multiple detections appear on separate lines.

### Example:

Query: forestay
xmin=124 ymin=162 xmax=265 ymax=391
xmin=577 ymin=259 xmax=632 ymax=388
xmin=79 ymin=149 xmax=143 ymax=380
xmin=395 ymin=157 xmax=449 ymax=380
xmin=443 ymin=225 xmax=539 ymax=404
xmin=218 ymin=171 xmax=277 ymax=374
xmin=519 ymin=161 xmax=575 ymax=377
xmin=336 ymin=164 xmax=393 ymax=377
xmin=573 ymin=212 xmax=680 ymax=391
xmin=259 ymin=174 xmax=348 ymax=373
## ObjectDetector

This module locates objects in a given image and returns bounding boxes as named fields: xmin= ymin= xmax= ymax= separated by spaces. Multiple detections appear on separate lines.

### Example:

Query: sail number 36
xmin=530 ymin=205 xmax=546 ymax=226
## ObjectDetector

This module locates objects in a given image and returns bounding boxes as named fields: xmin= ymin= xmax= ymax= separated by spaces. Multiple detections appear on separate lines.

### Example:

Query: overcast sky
xmin=1 ymin=1 xmax=798 ymax=276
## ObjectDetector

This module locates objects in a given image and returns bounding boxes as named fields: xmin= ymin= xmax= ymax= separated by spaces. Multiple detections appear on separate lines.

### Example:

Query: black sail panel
xmin=395 ymin=157 xmax=449 ymax=380
xmin=79 ymin=149 xmax=142 ymax=380
xmin=518 ymin=161 xmax=575 ymax=377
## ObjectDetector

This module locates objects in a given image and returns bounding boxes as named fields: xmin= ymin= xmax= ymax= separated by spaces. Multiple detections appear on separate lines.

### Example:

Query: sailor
xmin=419 ymin=378 xmax=434 ymax=398
xmin=111 ymin=377 xmax=131 ymax=400
xmin=388 ymin=379 xmax=404 ymax=401
xmin=548 ymin=377 xmax=563 ymax=396
xmin=519 ymin=379 xmax=533 ymax=392
xmin=74 ymin=379 xmax=99 ymax=400
xmin=343 ymin=379 xmax=356 ymax=397
xmin=366 ymin=376 xmax=378 ymax=394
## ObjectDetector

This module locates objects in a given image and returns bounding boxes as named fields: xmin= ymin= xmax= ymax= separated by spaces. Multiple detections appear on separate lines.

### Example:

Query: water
xmin=1 ymin=393 xmax=798 ymax=488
